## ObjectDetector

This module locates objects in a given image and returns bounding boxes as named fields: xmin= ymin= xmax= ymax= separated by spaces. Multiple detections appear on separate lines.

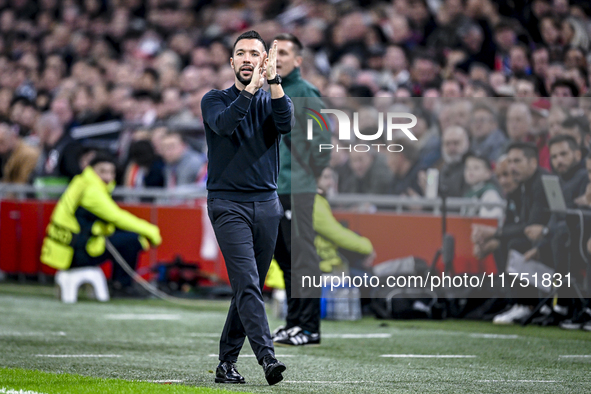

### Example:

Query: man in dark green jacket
xmin=272 ymin=33 xmax=331 ymax=346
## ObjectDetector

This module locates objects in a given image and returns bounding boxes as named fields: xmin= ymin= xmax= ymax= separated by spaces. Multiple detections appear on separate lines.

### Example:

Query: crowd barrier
xmin=0 ymin=184 xmax=501 ymax=282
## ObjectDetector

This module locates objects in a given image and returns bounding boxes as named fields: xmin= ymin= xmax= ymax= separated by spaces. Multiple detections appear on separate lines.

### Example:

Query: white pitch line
xmin=104 ymin=314 xmax=181 ymax=320
xmin=323 ymin=333 xmax=392 ymax=339
xmin=284 ymin=381 xmax=367 ymax=384
xmin=0 ymin=389 xmax=47 ymax=394
xmin=145 ymin=380 xmax=184 ymax=383
xmin=381 ymin=354 xmax=476 ymax=358
xmin=478 ymin=380 xmax=558 ymax=383
xmin=34 ymin=354 xmax=121 ymax=358
xmin=188 ymin=333 xmax=220 ymax=337
xmin=469 ymin=334 xmax=519 ymax=339
xmin=559 ymin=355 xmax=591 ymax=358
xmin=0 ymin=332 xmax=66 ymax=337
xmin=207 ymin=354 xmax=294 ymax=358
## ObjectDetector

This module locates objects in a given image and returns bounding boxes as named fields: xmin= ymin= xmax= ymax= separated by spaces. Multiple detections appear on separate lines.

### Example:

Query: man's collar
xmin=282 ymin=67 xmax=301 ymax=84
xmin=522 ymin=167 xmax=540 ymax=188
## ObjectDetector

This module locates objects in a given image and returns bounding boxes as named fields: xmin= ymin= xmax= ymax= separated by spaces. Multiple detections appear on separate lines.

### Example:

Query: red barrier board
xmin=0 ymin=200 xmax=497 ymax=281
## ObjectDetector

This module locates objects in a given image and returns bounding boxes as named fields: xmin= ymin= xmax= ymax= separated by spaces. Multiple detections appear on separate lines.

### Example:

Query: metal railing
xmin=0 ymin=183 xmax=207 ymax=205
xmin=0 ymin=183 xmax=506 ymax=216
xmin=328 ymin=193 xmax=506 ymax=214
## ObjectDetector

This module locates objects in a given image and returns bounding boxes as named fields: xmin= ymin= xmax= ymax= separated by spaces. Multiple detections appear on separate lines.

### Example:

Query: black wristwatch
xmin=267 ymin=75 xmax=282 ymax=85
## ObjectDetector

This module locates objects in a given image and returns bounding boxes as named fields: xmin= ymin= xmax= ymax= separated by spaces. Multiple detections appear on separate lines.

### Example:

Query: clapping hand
xmin=247 ymin=55 xmax=267 ymax=92
xmin=266 ymin=40 xmax=278 ymax=80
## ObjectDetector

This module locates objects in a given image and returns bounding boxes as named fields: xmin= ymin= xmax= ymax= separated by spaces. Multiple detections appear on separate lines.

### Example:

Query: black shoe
xmin=262 ymin=355 xmax=286 ymax=385
xmin=215 ymin=361 xmax=245 ymax=384
xmin=534 ymin=311 xmax=567 ymax=327
xmin=560 ymin=308 xmax=591 ymax=330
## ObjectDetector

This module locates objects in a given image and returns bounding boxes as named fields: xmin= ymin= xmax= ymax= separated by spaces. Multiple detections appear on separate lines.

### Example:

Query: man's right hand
xmin=148 ymin=227 xmax=162 ymax=247
xmin=471 ymin=224 xmax=497 ymax=245
xmin=245 ymin=55 xmax=267 ymax=95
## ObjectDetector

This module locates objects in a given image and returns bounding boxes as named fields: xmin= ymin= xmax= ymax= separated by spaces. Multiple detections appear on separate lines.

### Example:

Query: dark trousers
xmin=275 ymin=193 xmax=322 ymax=333
xmin=208 ymin=197 xmax=282 ymax=364
xmin=70 ymin=230 xmax=143 ymax=287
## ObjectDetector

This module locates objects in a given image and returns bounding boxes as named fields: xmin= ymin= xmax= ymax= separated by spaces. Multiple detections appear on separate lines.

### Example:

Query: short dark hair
xmin=392 ymin=137 xmax=419 ymax=163
xmin=548 ymin=134 xmax=579 ymax=151
xmin=506 ymin=141 xmax=538 ymax=160
xmin=562 ymin=116 xmax=589 ymax=135
xmin=273 ymin=33 xmax=303 ymax=54
xmin=469 ymin=81 xmax=495 ymax=96
xmin=463 ymin=151 xmax=492 ymax=170
xmin=163 ymin=130 xmax=186 ymax=143
xmin=551 ymin=78 xmax=579 ymax=97
xmin=232 ymin=30 xmax=267 ymax=55
xmin=472 ymin=103 xmax=497 ymax=119
xmin=89 ymin=151 xmax=117 ymax=167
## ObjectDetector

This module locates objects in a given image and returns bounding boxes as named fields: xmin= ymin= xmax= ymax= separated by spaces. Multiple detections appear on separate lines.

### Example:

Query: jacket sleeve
xmin=201 ymin=90 xmax=252 ymax=136
xmin=529 ymin=179 xmax=551 ymax=226
xmin=271 ymin=95 xmax=293 ymax=135
xmin=497 ymin=197 xmax=525 ymax=240
xmin=14 ymin=146 xmax=40 ymax=184
xmin=313 ymin=195 xmax=373 ymax=255
xmin=80 ymin=185 xmax=161 ymax=245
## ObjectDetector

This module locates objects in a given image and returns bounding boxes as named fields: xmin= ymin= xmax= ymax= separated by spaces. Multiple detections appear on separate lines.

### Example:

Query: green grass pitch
xmin=1 ymin=283 xmax=590 ymax=393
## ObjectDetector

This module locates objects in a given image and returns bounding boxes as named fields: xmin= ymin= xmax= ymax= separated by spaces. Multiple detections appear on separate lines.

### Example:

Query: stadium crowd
xmin=1 ymin=0 xmax=591 ymax=328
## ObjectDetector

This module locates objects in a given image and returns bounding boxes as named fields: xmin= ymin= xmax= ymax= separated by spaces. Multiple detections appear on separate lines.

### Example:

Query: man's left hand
xmin=266 ymin=40 xmax=277 ymax=80
xmin=524 ymin=224 xmax=545 ymax=242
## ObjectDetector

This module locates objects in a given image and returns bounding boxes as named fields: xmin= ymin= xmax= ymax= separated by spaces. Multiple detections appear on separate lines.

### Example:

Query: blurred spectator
xmin=409 ymin=52 xmax=440 ymax=96
xmin=386 ymin=137 xmax=424 ymax=197
xmin=495 ymin=154 xmax=519 ymax=198
xmin=33 ymin=112 xmax=82 ymax=182
xmin=506 ymin=101 xmax=550 ymax=170
xmin=161 ymin=131 xmax=205 ymax=189
xmin=462 ymin=152 xmax=503 ymax=220
xmin=520 ymin=135 xmax=588 ymax=323
xmin=550 ymin=78 xmax=579 ymax=109
xmin=413 ymin=108 xmax=440 ymax=169
xmin=548 ymin=105 xmax=569 ymax=138
xmin=469 ymin=104 xmax=507 ymax=165
xmin=499 ymin=143 xmax=550 ymax=267
xmin=505 ymin=101 xmax=532 ymax=143
xmin=491 ymin=142 xmax=551 ymax=324
xmin=0 ymin=120 xmax=39 ymax=183
xmin=339 ymin=148 xmax=391 ymax=195
xmin=548 ymin=135 xmax=588 ymax=206
xmin=559 ymin=116 xmax=590 ymax=158
xmin=123 ymin=139 xmax=164 ymax=188
xmin=438 ymin=125 xmax=470 ymax=197
xmin=471 ymin=155 xmax=519 ymax=260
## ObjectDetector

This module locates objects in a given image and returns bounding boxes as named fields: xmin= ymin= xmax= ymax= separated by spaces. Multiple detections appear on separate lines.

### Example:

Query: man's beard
xmin=235 ymin=68 xmax=252 ymax=86
xmin=442 ymin=151 xmax=462 ymax=164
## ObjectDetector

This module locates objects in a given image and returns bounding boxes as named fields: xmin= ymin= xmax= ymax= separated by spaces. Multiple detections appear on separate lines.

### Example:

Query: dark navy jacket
xmin=202 ymin=85 xmax=293 ymax=202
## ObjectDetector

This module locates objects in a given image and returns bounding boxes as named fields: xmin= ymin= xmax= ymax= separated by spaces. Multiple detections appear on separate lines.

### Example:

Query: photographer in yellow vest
xmin=41 ymin=151 xmax=162 ymax=296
